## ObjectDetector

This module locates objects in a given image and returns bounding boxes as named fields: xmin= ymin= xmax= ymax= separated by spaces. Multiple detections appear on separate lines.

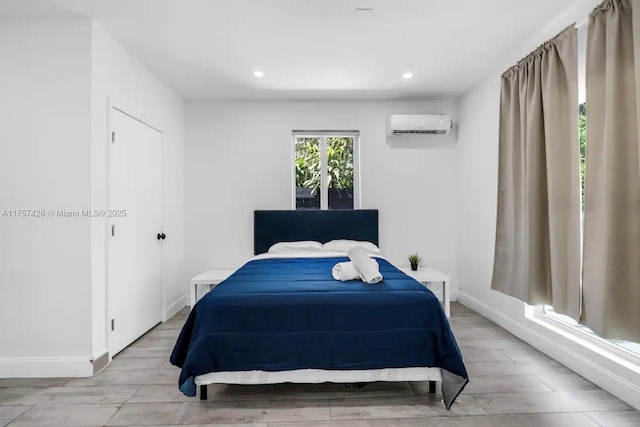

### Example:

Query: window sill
xmin=525 ymin=304 xmax=640 ymax=373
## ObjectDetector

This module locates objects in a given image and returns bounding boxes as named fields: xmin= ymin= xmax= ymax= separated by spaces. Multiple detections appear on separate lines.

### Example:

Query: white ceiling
xmin=0 ymin=0 xmax=74 ymax=18
xmin=1 ymin=0 xmax=578 ymax=100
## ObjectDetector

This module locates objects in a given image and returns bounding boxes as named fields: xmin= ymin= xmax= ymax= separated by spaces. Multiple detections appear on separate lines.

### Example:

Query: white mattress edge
xmin=194 ymin=367 xmax=442 ymax=385
xmin=250 ymin=251 xmax=386 ymax=261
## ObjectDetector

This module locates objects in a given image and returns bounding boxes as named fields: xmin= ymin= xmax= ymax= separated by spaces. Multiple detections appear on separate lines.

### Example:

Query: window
xmin=536 ymin=24 xmax=640 ymax=359
xmin=293 ymin=131 xmax=359 ymax=210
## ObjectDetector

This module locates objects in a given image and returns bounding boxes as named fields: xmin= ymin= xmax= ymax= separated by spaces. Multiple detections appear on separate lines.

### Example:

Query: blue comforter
xmin=171 ymin=256 xmax=468 ymax=409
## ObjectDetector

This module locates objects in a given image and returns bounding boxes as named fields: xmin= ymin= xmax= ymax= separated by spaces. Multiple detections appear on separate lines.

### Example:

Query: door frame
xmin=105 ymin=98 xmax=165 ymax=357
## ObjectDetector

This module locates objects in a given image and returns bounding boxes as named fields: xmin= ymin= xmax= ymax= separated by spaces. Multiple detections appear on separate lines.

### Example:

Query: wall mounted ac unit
xmin=386 ymin=114 xmax=453 ymax=136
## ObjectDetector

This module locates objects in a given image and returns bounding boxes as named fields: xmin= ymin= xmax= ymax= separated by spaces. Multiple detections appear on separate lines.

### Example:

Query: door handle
xmin=157 ymin=233 xmax=166 ymax=240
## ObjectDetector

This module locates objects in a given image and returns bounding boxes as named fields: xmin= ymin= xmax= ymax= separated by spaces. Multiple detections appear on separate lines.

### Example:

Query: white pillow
xmin=268 ymin=241 xmax=324 ymax=254
xmin=323 ymin=239 xmax=381 ymax=254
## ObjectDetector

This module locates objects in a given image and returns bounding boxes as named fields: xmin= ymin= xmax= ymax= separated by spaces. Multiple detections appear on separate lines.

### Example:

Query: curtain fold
xmin=492 ymin=27 xmax=582 ymax=320
xmin=582 ymin=0 xmax=640 ymax=342
xmin=634 ymin=0 xmax=640 ymax=172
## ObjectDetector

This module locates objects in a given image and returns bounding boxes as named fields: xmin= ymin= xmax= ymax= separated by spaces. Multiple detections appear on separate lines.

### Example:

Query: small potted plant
xmin=408 ymin=253 xmax=421 ymax=271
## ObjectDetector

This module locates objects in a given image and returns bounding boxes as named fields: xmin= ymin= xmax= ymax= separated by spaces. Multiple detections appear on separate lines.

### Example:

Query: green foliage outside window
xmin=295 ymin=138 xmax=321 ymax=193
xmin=295 ymin=137 xmax=354 ymax=195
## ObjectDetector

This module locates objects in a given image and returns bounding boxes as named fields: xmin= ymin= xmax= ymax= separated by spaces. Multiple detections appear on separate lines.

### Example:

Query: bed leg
xmin=199 ymin=384 xmax=208 ymax=400
xmin=428 ymin=380 xmax=436 ymax=394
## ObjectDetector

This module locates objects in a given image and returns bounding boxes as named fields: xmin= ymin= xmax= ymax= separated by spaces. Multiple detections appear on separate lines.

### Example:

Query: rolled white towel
xmin=348 ymin=247 xmax=383 ymax=284
xmin=332 ymin=262 xmax=360 ymax=281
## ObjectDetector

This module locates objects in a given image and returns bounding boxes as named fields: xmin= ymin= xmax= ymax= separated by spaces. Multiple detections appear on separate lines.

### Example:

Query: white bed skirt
xmin=194 ymin=367 xmax=442 ymax=386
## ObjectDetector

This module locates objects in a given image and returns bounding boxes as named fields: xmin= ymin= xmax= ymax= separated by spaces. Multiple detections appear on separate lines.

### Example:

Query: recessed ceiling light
xmin=403 ymin=72 xmax=413 ymax=79
xmin=254 ymin=70 xmax=264 ymax=78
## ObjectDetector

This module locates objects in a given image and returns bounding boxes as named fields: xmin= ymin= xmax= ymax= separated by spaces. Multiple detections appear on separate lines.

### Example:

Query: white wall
xmin=90 ymin=21 xmax=185 ymax=360
xmin=0 ymin=18 xmax=185 ymax=377
xmin=185 ymin=100 xmax=458 ymax=297
xmin=454 ymin=0 xmax=640 ymax=410
xmin=0 ymin=19 xmax=94 ymax=376
xmin=455 ymin=76 xmax=496 ymax=298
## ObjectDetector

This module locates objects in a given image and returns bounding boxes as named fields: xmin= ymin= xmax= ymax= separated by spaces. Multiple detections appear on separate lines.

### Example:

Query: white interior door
xmin=108 ymin=107 xmax=163 ymax=356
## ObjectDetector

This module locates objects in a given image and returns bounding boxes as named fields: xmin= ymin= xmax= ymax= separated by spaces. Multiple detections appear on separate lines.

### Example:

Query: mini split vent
xmin=386 ymin=114 xmax=453 ymax=136
xmin=391 ymin=129 xmax=445 ymax=135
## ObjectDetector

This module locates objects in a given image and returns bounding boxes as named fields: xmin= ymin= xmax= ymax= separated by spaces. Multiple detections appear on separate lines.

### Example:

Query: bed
xmin=170 ymin=210 xmax=468 ymax=409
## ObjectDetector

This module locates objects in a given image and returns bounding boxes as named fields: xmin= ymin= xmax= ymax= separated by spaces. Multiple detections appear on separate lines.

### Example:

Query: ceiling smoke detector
xmin=354 ymin=8 xmax=375 ymax=16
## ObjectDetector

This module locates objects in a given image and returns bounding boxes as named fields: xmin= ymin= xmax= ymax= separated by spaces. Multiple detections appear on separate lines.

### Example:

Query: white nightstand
xmin=399 ymin=267 xmax=451 ymax=318
xmin=190 ymin=269 xmax=236 ymax=309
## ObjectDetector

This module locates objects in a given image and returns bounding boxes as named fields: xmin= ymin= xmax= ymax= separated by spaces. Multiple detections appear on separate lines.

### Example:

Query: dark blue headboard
xmin=254 ymin=210 xmax=379 ymax=255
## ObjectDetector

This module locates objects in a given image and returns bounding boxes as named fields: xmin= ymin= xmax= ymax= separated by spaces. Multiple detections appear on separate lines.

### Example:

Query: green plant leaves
xmin=295 ymin=137 xmax=354 ymax=194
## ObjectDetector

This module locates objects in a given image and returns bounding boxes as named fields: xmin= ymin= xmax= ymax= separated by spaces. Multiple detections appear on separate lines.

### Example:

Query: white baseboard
xmin=458 ymin=291 xmax=640 ymax=411
xmin=164 ymin=294 xmax=186 ymax=321
xmin=0 ymin=356 xmax=93 ymax=378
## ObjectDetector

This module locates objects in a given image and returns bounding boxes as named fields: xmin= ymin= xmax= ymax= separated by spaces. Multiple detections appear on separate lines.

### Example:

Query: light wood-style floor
xmin=1 ymin=303 xmax=639 ymax=426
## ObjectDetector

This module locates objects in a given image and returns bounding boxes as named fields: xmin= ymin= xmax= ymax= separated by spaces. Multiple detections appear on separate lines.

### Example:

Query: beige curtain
xmin=582 ymin=0 xmax=640 ymax=342
xmin=635 ymin=0 xmax=640 ymax=171
xmin=492 ymin=27 xmax=582 ymax=320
